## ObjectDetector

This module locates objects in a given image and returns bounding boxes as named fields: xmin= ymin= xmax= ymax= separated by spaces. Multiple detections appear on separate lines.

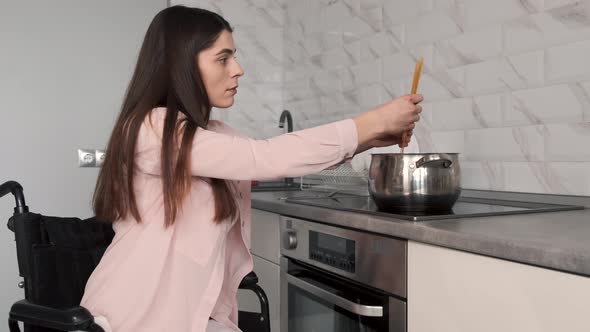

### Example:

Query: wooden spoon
xmin=401 ymin=57 xmax=424 ymax=153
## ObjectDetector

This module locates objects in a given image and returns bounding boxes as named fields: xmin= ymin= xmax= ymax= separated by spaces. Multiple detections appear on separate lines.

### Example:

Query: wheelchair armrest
xmin=9 ymin=299 xmax=104 ymax=332
xmin=238 ymin=271 xmax=259 ymax=289
xmin=237 ymin=271 xmax=270 ymax=330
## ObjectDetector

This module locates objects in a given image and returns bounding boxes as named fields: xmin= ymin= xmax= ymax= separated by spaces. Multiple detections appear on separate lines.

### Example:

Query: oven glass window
xmin=287 ymin=267 xmax=389 ymax=332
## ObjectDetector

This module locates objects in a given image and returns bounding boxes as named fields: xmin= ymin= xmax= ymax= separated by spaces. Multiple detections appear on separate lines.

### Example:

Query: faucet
xmin=278 ymin=110 xmax=294 ymax=185
xmin=278 ymin=110 xmax=293 ymax=133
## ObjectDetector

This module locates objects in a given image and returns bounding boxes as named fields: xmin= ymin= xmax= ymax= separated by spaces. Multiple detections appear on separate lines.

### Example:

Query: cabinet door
xmin=408 ymin=241 xmax=590 ymax=332
xmin=251 ymin=209 xmax=281 ymax=264
xmin=237 ymin=254 xmax=281 ymax=332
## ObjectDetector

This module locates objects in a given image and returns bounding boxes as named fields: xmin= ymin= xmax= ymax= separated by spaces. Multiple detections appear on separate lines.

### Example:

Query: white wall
xmin=0 ymin=0 xmax=166 ymax=328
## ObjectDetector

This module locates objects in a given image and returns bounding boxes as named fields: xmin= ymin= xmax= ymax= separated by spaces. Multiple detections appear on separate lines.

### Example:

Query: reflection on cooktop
xmin=285 ymin=194 xmax=584 ymax=222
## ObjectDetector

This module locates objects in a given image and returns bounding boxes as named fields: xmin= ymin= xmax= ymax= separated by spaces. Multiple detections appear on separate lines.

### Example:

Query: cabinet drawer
xmin=251 ymin=209 xmax=280 ymax=264
xmin=408 ymin=241 xmax=590 ymax=332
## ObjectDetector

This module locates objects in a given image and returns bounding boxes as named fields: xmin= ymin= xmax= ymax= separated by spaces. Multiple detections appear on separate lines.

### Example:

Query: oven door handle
xmin=286 ymin=274 xmax=383 ymax=317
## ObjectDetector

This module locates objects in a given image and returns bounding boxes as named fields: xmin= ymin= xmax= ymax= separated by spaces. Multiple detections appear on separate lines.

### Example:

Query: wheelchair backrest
xmin=8 ymin=212 xmax=114 ymax=308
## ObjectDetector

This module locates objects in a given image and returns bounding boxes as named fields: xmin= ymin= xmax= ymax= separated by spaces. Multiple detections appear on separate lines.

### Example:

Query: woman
xmin=80 ymin=5 xmax=423 ymax=332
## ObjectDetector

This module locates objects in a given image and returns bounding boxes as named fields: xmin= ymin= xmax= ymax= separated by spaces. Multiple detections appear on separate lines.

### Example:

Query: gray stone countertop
xmin=251 ymin=190 xmax=590 ymax=277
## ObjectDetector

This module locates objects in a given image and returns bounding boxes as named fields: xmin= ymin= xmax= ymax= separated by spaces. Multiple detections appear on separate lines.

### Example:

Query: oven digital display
xmin=317 ymin=232 xmax=347 ymax=254
xmin=309 ymin=231 xmax=355 ymax=273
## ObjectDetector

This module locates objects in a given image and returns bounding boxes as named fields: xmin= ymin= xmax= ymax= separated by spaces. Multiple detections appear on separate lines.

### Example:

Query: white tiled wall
xmin=173 ymin=0 xmax=590 ymax=196
xmin=283 ymin=0 xmax=590 ymax=196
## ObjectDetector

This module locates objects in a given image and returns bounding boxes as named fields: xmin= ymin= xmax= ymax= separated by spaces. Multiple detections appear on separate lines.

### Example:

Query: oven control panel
xmin=309 ymin=231 xmax=355 ymax=273
xmin=281 ymin=216 xmax=407 ymax=298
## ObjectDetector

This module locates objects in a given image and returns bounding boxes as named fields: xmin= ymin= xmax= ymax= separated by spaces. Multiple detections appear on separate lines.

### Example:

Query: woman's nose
xmin=231 ymin=60 xmax=244 ymax=78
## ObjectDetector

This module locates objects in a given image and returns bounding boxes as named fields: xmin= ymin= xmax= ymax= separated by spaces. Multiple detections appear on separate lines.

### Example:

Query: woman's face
xmin=198 ymin=30 xmax=244 ymax=108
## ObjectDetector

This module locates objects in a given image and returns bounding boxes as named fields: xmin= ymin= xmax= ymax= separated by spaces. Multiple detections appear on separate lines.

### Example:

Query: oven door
xmin=281 ymin=257 xmax=406 ymax=332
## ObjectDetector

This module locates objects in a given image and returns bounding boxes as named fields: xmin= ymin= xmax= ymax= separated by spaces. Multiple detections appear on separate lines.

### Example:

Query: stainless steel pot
xmin=368 ymin=153 xmax=461 ymax=212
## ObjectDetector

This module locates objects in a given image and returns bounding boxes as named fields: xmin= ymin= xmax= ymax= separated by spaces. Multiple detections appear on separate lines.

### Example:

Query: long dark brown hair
xmin=93 ymin=6 xmax=238 ymax=227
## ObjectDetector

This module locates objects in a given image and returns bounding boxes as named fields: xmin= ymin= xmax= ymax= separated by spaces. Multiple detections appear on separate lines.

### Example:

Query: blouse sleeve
xmin=137 ymin=111 xmax=358 ymax=181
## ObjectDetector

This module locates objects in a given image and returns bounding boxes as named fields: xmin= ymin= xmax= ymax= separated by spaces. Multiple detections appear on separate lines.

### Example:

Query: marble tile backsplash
xmin=173 ymin=0 xmax=590 ymax=196
xmin=282 ymin=0 xmax=590 ymax=196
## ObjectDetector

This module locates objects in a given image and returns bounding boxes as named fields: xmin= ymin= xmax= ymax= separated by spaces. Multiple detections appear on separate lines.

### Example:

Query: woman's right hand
xmin=373 ymin=94 xmax=423 ymax=136
xmin=352 ymin=94 xmax=423 ymax=153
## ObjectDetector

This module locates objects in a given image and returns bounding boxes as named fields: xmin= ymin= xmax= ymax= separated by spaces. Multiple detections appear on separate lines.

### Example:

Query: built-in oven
xmin=280 ymin=216 xmax=407 ymax=332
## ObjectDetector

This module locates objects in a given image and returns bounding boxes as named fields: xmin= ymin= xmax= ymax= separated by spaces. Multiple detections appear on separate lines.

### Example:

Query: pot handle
xmin=415 ymin=154 xmax=453 ymax=168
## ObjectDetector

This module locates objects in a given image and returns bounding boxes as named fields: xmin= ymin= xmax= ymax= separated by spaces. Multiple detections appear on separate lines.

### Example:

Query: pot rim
xmin=370 ymin=152 xmax=460 ymax=156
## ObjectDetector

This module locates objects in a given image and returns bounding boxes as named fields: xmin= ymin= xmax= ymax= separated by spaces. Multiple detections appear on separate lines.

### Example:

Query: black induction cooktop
xmin=285 ymin=193 xmax=585 ymax=222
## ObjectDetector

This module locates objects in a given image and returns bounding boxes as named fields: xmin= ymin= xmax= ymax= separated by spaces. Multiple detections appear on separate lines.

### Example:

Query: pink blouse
xmin=80 ymin=107 xmax=358 ymax=331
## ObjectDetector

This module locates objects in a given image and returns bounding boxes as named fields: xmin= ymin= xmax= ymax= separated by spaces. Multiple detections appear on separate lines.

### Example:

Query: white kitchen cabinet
xmin=250 ymin=209 xmax=281 ymax=264
xmin=408 ymin=241 xmax=590 ymax=332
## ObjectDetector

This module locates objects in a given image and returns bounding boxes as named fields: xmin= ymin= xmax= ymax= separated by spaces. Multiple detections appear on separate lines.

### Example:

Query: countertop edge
xmin=252 ymin=195 xmax=590 ymax=278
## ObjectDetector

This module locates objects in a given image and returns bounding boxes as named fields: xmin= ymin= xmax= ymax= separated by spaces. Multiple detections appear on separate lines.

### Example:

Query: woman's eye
xmin=219 ymin=58 xmax=228 ymax=65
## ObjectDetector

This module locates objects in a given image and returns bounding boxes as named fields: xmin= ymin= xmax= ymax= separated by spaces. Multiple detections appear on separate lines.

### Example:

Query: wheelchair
xmin=1 ymin=180 xmax=270 ymax=332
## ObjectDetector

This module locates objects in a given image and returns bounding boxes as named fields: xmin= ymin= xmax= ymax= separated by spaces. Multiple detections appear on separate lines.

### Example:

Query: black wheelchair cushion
xmin=31 ymin=244 xmax=108 ymax=308
xmin=28 ymin=216 xmax=114 ymax=308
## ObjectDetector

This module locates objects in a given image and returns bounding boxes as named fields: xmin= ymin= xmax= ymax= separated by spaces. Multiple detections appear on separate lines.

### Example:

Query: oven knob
xmin=283 ymin=230 xmax=298 ymax=250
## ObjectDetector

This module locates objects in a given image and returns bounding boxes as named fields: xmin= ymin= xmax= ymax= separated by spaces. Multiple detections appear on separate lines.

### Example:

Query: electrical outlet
xmin=78 ymin=149 xmax=96 ymax=167
xmin=95 ymin=150 xmax=106 ymax=167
